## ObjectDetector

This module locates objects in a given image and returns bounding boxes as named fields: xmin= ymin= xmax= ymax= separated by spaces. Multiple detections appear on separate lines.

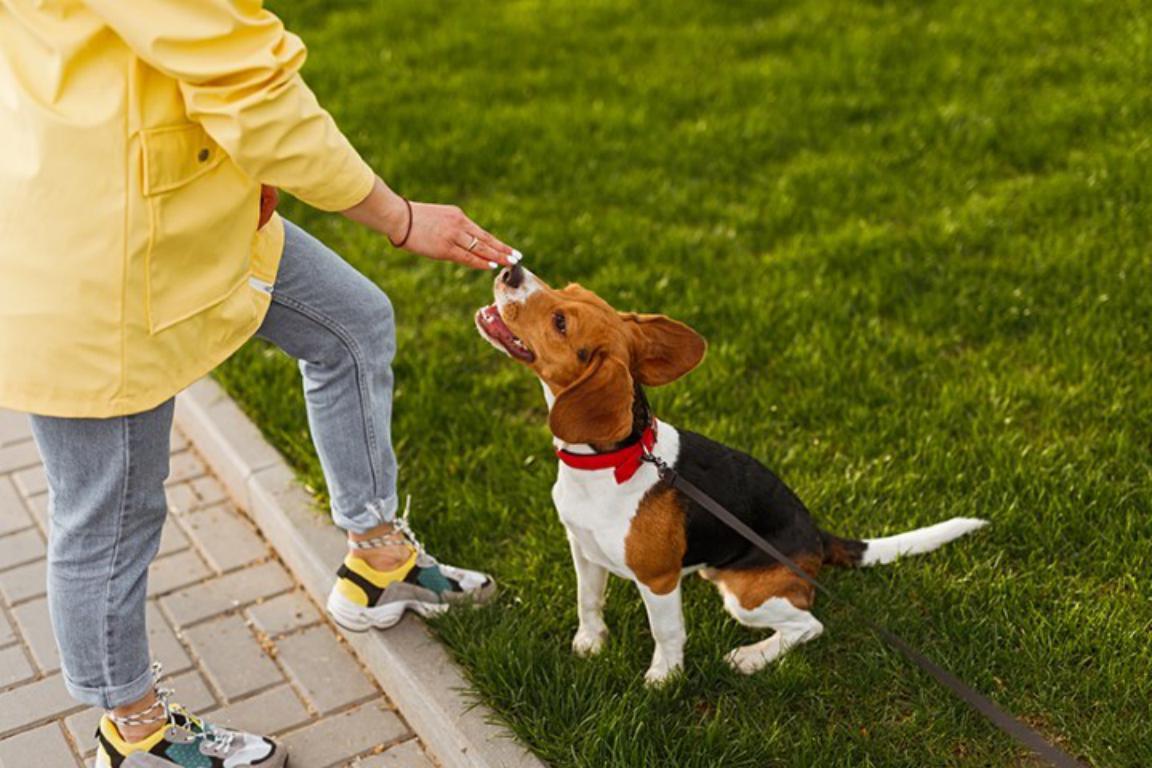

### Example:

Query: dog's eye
xmin=552 ymin=311 xmax=567 ymax=335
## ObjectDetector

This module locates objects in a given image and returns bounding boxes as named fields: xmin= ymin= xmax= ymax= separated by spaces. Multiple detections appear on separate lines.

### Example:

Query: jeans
xmin=29 ymin=221 xmax=399 ymax=709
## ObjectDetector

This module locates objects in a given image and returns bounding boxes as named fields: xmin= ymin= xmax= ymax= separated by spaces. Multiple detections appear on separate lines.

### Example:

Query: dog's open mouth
xmin=475 ymin=304 xmax=535 ymax=362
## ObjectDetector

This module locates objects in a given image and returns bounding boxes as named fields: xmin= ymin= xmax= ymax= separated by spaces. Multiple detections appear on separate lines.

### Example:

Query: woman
xmin=0 ymin=1 xmax=511 ymax=765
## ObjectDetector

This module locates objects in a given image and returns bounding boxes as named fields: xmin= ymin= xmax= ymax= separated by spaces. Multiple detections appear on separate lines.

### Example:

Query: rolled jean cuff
xmin=336 ymin=494 xmax=399 ymax=533
xmin=63 ymin=663 xmax=155 ymax=710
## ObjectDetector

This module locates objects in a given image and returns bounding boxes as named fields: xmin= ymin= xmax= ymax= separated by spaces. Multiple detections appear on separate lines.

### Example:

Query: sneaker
xmin=327 ymin=512 xmax=497 ymax=632
xmin=94 ymin=688 xmax=285 ymax=767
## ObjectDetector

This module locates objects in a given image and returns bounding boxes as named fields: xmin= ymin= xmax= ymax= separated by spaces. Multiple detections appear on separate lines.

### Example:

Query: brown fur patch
xmin=625 ymin=486 xmax=687 ymax=595
xmin=705 ymin=556 xmax=823 ymax=611
xmin=493 ymin=275 xmax=706 ymax=445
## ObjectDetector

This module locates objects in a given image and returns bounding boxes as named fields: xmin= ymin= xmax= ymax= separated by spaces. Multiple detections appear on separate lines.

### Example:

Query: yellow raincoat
xmin=0 ymin=0 xmax=376 ymax=417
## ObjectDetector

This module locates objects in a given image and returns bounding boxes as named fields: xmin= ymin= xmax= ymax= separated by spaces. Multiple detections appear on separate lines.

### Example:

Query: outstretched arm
xmin=83 ymin=0 xmax=515 ymax=268
xmin=342 ymin=177 xmax=516 ymax=270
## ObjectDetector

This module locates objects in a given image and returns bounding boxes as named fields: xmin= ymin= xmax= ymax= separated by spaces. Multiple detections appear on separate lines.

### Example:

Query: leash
xmin=640 ymin=451 xmax=1087 ymax=768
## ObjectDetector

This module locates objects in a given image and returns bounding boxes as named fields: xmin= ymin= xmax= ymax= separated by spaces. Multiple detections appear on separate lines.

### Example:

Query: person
xmin=0 ymin=1 xmax=512 ymax=765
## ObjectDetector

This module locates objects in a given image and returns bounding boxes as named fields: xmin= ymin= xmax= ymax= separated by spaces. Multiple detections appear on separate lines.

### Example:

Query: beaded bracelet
xmin=108 ymin=697 xmax=168 ymax=727
xmin=348 ymin=531 xmax=408 ymax=550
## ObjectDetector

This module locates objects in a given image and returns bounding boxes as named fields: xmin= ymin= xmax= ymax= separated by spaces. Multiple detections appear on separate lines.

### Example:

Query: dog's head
xmin=476 ymin=265 xmax=707 ymax=445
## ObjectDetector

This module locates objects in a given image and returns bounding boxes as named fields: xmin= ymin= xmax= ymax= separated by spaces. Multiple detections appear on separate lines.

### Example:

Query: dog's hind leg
xmin=705 ymin=564 xmax=823 ymax=675
xmin=723 ymin=597 xmax=823 ymax=674
xmin=568 ymin=534 xmax=611 ymax=656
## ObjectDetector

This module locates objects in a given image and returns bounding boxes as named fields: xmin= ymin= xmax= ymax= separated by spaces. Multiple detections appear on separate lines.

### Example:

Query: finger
xmin=448 ymin=245 xmax=496 ymax=271
xmin=456 ymin=232 xmax=512 ymax=267
xmin=464 ymin=238 xmax=510 ymax=266
xmin=466 ymin=227 xmax=516 ymax=261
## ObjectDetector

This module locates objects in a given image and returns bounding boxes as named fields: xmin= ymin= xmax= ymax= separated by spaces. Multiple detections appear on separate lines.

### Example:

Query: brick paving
xmin=0 ymin=410 xmax=434 ymax=768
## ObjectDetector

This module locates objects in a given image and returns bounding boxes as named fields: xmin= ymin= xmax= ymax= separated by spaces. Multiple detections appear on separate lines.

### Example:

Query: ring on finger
xmin=466 ymin=235 xmax=480 ymax=252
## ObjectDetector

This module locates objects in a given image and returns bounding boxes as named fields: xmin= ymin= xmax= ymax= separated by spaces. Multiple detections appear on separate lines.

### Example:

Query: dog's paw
xmin=572 ymin=626 xmax=608 ymax=657
xmin=643 ymin=661 xmax=682 ymax=687
xmin=724 ymin=643 xmax=778 ymax=675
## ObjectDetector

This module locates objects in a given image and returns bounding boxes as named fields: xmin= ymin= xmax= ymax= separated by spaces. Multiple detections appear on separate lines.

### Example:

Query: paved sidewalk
xmin=0 ymin=410 xmax=434 ymax=768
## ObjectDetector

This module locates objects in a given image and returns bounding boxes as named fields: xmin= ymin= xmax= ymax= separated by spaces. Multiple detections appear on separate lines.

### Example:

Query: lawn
xmin=217 ymin=1 xmax=1151 ymax=765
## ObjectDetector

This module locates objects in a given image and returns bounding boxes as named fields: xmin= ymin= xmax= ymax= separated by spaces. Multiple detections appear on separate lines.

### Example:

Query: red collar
xmin=555 ymin=422 xmax=657 ymax=484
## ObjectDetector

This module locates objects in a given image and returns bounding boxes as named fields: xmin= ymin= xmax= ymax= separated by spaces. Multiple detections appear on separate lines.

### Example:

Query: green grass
xmin=218 ymin=1 xmax=1151 ymax=765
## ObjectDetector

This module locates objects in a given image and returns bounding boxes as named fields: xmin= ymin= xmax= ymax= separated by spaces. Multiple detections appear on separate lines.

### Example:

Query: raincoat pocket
xmin=141 ymin=123 xmax=257 ymax=333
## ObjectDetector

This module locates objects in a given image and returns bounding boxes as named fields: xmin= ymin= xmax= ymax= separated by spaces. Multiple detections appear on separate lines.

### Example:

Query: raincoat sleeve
xmin=83 ymin=0 xmax=377 ymax=211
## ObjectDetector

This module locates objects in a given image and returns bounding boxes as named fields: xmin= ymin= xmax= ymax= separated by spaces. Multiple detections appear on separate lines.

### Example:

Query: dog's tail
xmin=821 ymin=518 xmax=988 ymax=568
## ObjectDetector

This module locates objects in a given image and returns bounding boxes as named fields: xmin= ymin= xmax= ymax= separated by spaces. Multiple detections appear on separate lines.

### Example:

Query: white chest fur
xmin=551 ymin=422 xmax=682 ymax=578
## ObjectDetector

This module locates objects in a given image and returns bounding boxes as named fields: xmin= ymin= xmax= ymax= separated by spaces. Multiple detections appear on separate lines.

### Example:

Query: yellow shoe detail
xmin=344 ymin=548 xmax=417 ymax=586
xmin=336 ymin=577 xmax=370 ymax=606
xmin=99 ymin=714 xmax=167 ymax=756
xmin=335 ymin=549 xmax=418 ymax=607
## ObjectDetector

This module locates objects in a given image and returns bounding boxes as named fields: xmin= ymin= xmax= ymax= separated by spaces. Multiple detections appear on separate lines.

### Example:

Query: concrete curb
xmin=175 ymin=378 xmax=545 ymax=768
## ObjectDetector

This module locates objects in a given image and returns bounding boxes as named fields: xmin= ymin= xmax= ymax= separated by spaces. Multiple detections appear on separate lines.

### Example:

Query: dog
xmin=476 ymin=264 xmax=988 ymax=684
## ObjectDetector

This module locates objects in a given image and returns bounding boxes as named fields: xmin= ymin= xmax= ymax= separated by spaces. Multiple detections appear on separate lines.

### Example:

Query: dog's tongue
xmin=477 ymin=304 xmax=535 ymax=362
xmin=479 ymin=304 xmax=511 ymax=334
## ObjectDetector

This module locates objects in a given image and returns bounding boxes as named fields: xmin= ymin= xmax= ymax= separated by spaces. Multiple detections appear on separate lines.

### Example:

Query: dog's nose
xmin=500 ymin=263 xmax=525 ymax=289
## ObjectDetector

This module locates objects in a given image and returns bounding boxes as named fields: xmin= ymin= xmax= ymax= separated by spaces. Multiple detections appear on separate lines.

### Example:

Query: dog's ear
xmin=620 ymin=313 xmax=707 ymax=386
xmin=549 ymin=352 xmax=635 ymax=444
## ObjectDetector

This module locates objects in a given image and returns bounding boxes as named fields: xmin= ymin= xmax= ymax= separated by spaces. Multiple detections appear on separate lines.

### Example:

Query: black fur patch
xmin=671 ymin=429 xmax=847 ymax=570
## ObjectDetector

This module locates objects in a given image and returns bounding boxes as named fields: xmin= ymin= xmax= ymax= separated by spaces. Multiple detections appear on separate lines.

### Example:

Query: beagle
xmin=476 ymin=265 xmax=987 ymax=684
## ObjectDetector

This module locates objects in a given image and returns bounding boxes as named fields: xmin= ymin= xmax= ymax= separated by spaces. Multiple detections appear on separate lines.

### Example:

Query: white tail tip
xmin=860 ymin=517 xmax=989 ymax=567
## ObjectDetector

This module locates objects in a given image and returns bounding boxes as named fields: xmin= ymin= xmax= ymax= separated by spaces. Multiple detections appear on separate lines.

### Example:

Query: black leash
xmin=641 ymin=452 xmax=1086 ymax=768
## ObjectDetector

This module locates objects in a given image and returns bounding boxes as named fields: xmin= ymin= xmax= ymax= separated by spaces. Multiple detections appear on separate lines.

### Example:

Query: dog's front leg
xmin=568 ymin=533 xmax=610 ymax=656
xmin=637 ymin=581 xmax=685 ymax=686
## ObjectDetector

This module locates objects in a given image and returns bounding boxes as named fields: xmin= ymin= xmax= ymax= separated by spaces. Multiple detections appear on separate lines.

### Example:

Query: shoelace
xmin=169 ymin=705 xmax=235 ymax=754
xmin=348 ymin=496 xmax=433 ymax=563
xmin=392 ymin=496 xmax=430 ymax=561
xmin=199 ymin=725 xmax=235 ymax=752
xmin=107 ymin=663 xmax=174 ymax=728
xmin=108 ymin=662 xmax=236 ymax=753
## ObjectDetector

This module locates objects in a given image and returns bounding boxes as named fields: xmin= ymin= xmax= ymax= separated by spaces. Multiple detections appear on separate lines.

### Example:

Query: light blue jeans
xmin=29 ymin=221 xmax=399 ymax=709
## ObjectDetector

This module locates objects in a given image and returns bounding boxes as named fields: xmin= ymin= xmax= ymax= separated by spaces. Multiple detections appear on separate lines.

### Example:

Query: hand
xmin=400 ymin=201 xmax=517 ymax=270
xmin=342 ymin=177 xmax=517 ymax=270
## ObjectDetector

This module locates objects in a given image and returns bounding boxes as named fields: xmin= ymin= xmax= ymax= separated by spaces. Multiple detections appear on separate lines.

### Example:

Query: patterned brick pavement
xmin=0 ymin=410 xmax=434 ymax=768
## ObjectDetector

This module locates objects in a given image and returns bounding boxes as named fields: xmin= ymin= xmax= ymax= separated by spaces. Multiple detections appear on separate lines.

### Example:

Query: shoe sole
xmin=327 ymin=591 xmax=450 ymax=632
xmin=118 ymin=745 xmax=288 ymax=768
